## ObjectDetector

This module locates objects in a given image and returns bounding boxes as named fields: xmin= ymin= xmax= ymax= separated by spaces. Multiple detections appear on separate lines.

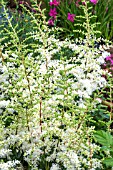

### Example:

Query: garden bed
xmin=0 ymin=1 xmax=113 ymax=170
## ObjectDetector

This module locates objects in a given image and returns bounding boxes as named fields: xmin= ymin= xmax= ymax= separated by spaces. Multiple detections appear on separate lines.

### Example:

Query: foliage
xmin=45 ymin=0 xmax=113 ymax=40
xmin=94 ymin=130 xmax=113 ymax=168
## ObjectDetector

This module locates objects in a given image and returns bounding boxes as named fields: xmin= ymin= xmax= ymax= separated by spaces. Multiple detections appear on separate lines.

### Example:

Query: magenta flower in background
xmin=106 ymin=54 xmax=113 ymax=65
xmin=75 ymin=0 xmax=81 ymax=7
xmin=48 ymin=19 xmax=54 ymax=26
xmin=32 ymin=9 xmax=37 ymax=13
xmin=49 ymin=0 xmax=60 ymax=6
xmin=69 ymin=0 xmax=73 ymax=4
xmin=19 ymin=1 xmax=24 ymax=4
xmin=90 ymin=0 xmax=98 ymax=5
xmin=67 ymin=13 xmax=75 ymax=22
xmin=106 ymin=7 xmax=108 ymax=13
xmin=82 ymin=1 xmax=86 ymax=5
xmin=49 ymin=8 xmax=57 ymax=17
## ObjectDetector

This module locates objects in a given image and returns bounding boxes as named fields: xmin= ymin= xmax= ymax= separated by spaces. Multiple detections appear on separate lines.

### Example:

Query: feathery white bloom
xmin=50 ymin=163 xmax=61 ymax=170
xmin=0 ymin=100 xmax=10 ymax=108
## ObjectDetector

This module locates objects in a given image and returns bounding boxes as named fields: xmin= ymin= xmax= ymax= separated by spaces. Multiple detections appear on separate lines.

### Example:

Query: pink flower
xmin=90 ymin=0 xmax=98 ymax=5
xmin=75 ymin=0 xmax=81 ymax=7
xmin=106 ymin=7 xmax=108 ymax=13
xmin=67 ymin=13 xmax=75 ymax=22
xmin=48 ymin=19 xmax=54 ymax=26
xmin=19 ymin=1 xmax=24 ymax=4
xmin=75 ymin=2 xmax=79 ymax=7
xmin=82 ymin=1 xmax=86 ymax=5
xmin=32 ymin=9 xmax=37 ymax=13
xmin=69 ymin=0 xmax=73 ymax=4
xmin=106 ymin=54 xmax=113 ymax=65
xmin=49 ymin=0 xmax=60 ymax=6
xmin=49 ymin=8 xmax=57 ymax=17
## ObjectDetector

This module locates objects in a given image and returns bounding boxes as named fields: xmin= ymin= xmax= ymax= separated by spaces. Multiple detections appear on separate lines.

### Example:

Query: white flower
xmin=38 ymin=63 xmax=47 ymax=74
xmin=0 ymin=160 xmax=20 ymax=170
xmin=97 ymin=55 xmax=105 ymax=64
xmin=78 ymin=101 xmax=87 ymax=109
xmin=95 ymin=98 xmax=102 ymax=103
xmin=11 ymin=53 xmax=18 ymax=59
xmin=0 ymin=149 xmax=11 ymax=158
xmin=67 ymin=151 xmax=80 ymax=165
xmin=50 ymin=163 xmax=61 ymax=170
xmin=0 ymin=100 xmax=10 ymax=108
xmin=101 ymin=51 xmax=110 ymax=59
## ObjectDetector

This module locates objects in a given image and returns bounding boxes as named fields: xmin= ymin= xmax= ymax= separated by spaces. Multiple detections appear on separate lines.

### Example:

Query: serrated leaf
xmin=103 ymin=158 xmax=113 ymax=167
xmin=94 ymin=130 xmax=113 ymax=147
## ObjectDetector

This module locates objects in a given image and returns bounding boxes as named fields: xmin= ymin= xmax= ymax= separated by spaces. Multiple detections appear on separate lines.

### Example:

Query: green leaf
xmin=94 ymin=130 xmax=113 ymax=147
xmin=103 ymin=158 xmax=113 ymax=167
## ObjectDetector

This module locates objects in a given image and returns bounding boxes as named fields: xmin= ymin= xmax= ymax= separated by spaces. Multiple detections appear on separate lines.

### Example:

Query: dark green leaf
xmin=103 ymin=158 xmax=113 ymax=167
xmin=94 ymin=130 xmax=113 ymax=147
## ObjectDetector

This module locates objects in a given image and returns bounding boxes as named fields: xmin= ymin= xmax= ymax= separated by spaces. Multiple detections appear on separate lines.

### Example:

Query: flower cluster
xmin=0 ymin=160 xmax=20 ymax=170
xmin=48 ymin=0 xmax=98 ymax=26
xmin=101 ymin=48 xmax=113 ymax=74
xmin=76 ymin=0 xmax=98 ymax=7
xmin=48 ymin=0 xmax=59 ymax=26
xmin=0 ymin=5 xmax=110 ymax=169
xmin=48 ymin=0 xmax=75 ymax=26
xmin=0 ymin=32 xmax=108 ymax=169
